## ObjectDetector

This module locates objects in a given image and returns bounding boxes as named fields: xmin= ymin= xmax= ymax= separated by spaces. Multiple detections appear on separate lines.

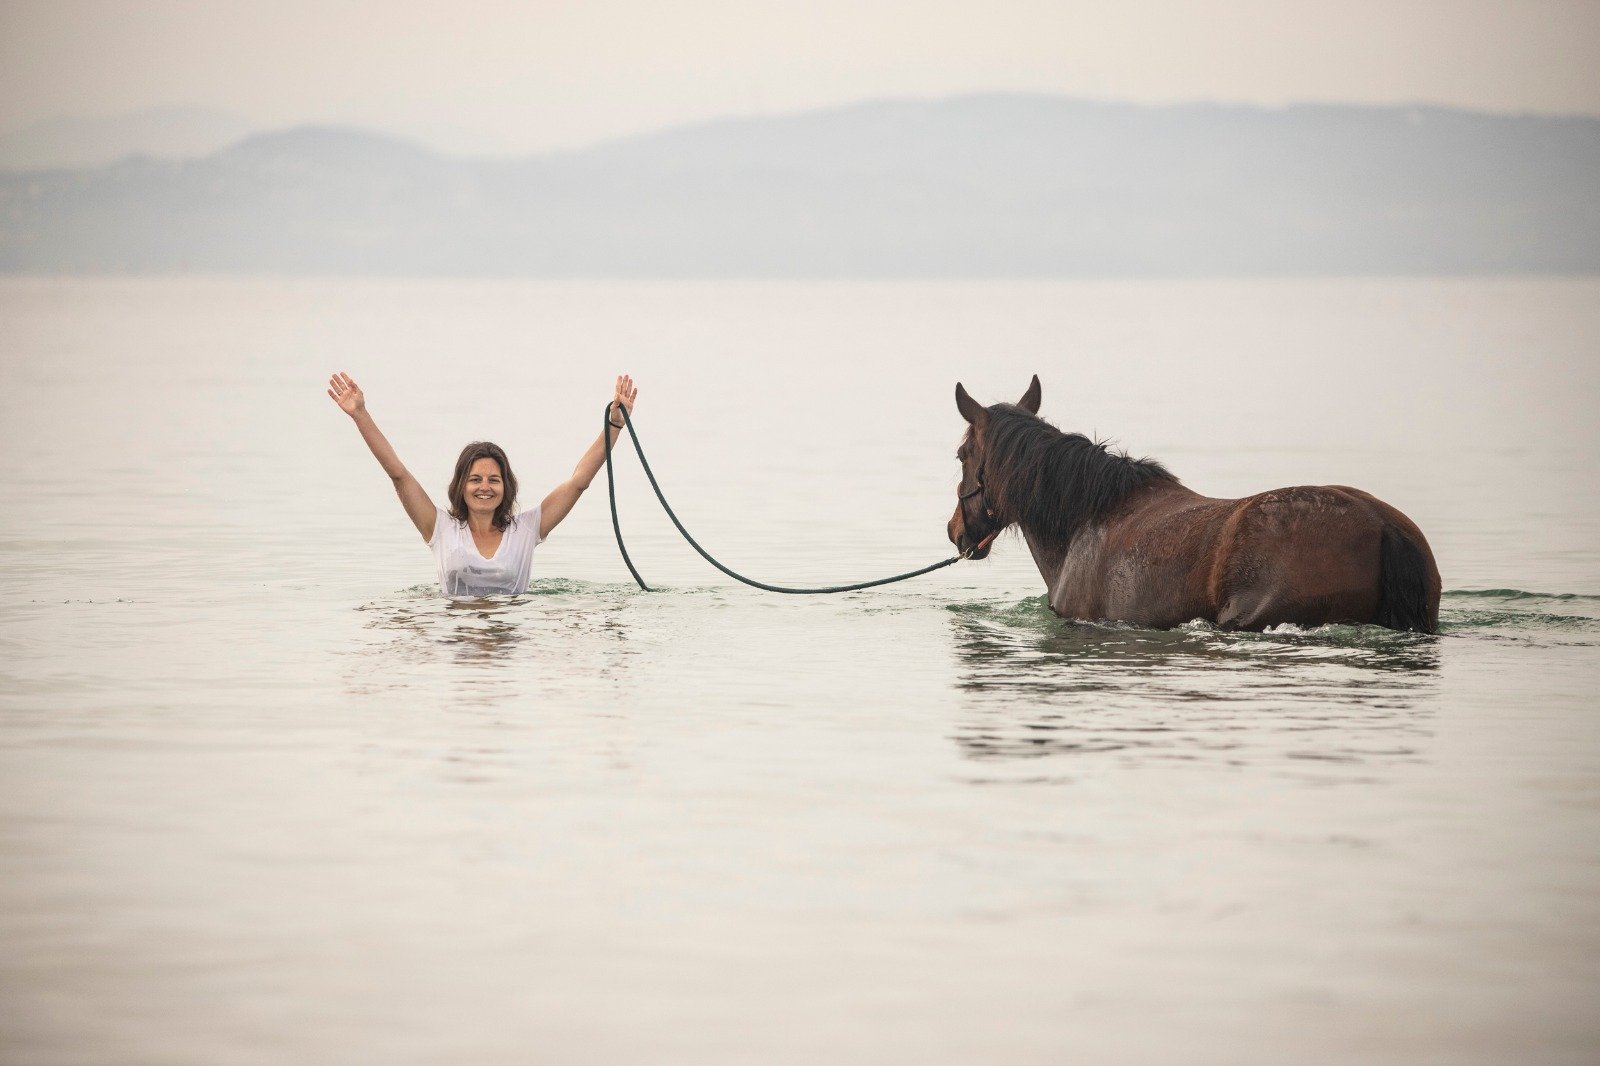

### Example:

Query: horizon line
xmin=6 ymin=89 xmax=1600 ymax=164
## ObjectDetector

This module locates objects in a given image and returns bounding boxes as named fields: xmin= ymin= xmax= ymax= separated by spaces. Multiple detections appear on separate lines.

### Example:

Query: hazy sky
xmin=3 ymin=0 xmax=1598 ymax=153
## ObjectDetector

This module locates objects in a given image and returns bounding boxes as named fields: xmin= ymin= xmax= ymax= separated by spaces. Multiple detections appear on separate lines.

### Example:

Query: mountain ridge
xmin=3 ymin=94 xmax=1596 ymax=276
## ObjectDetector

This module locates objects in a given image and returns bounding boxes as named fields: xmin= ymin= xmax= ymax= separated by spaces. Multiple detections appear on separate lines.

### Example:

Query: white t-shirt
xmin=427 ymin=506 xmax=543 ymax=597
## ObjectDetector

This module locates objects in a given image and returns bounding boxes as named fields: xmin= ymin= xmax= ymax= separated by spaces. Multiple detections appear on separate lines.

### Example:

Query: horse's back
xmin=1209 ymin=484 xmax=1439 ymax=631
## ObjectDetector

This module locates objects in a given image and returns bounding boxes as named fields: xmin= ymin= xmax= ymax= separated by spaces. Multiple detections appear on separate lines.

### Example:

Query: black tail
xmin=1375 ymin=526 xmax=1438 ymax=634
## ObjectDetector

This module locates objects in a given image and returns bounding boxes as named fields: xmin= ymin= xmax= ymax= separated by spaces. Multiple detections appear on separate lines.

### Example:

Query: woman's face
xmin=463 ymin=457 xmax=505 ymax=516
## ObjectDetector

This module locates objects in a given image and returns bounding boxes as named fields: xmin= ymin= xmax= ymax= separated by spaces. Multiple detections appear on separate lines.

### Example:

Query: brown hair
xmin=447 ymin=441 xmax=519 ymax=531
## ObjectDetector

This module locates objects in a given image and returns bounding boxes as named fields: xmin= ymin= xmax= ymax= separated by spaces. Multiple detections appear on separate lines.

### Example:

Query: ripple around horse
xmin=947 ymin=376 xmax=1441 ymax=633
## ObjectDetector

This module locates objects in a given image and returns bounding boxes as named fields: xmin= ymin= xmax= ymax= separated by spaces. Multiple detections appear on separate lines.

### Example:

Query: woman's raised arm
xmin=328 ymin=372 xmax=437 ymax=542
xmin=539 ymin=374 xmax=638 ymax=540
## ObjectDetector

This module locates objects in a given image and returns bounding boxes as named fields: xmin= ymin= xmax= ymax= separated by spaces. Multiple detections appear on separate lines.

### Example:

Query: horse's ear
xmin=955 ymin=382 xmax=987 ymax=426
xmin=1018 ymin=374 xmax=1041 ymax=415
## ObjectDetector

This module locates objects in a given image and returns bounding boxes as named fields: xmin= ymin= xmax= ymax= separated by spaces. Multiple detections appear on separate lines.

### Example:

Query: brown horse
xmin=947 ymin=376 xmax=1441 ymax=633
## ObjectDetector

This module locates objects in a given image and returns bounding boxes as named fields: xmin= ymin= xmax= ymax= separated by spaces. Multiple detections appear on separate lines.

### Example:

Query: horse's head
xmin=947 ymin=375 xmax=1042 ymax=560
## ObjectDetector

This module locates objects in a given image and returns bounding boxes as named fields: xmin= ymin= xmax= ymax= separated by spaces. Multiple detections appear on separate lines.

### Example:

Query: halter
xmin=955 ymin=465 xmax=1000 ymax=560
xmin=958 ymin=469 xmax=993 ymax=516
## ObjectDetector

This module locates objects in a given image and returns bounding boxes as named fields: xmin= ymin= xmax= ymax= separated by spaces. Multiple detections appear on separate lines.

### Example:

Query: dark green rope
xmin=602 ymin=403 xmax=964 ymax=594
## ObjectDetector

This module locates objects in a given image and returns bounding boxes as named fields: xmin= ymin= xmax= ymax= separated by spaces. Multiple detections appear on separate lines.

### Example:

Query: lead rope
xmin=602 ymin=403 xmax=965 ymax=594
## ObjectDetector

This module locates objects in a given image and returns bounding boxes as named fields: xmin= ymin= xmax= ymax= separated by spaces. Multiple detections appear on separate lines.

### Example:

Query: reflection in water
xmin=372 ymin=595 xmax=533 ymax=664
xmin=355 ymin=579 xmax=637 ymax=669
xmin=340 ymin=580 xmax=646 ymax=784
xmin=343 ymin=579 xmax=645 ymax=729
xmin=947 ymin=597 xmax=1441 ymax=772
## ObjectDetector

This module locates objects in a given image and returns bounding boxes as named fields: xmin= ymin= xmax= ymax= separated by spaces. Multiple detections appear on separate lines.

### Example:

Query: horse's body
xmin=948 ymin=377 xmax=1440 ymax=633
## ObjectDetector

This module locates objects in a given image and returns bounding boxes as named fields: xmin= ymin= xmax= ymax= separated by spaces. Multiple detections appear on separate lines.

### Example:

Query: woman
xmin=327 ymin=371 xmax=638 ymax=597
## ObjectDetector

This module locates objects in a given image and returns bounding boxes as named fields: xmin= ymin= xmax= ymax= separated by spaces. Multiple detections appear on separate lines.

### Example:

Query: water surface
xmin=1 ymin=278 xmax=1597 ymax=1064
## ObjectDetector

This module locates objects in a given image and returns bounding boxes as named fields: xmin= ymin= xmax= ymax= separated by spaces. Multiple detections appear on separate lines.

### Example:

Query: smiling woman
xmin=327 ymin=370 xmax=638 ymax=596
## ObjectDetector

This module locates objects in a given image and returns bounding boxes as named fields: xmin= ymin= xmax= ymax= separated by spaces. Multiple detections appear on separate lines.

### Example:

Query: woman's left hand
xmin=544 ymin=374 xmax=642 ymax=538
xmin=612 ymin=374 xmax=638 ymax=419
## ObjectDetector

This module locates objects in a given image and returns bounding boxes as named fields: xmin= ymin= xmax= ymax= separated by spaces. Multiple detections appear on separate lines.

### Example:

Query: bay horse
xmin=948 ymin=376 xmax=1440 ymax=633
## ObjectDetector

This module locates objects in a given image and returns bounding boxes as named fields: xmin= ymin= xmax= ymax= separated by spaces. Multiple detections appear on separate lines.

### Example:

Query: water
xmin=1 ymin=278 xmax=1598 ymax=1064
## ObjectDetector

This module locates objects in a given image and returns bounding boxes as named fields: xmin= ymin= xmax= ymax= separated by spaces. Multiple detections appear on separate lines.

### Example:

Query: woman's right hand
xmin=327 ymin=371 xmax=366 ymax=417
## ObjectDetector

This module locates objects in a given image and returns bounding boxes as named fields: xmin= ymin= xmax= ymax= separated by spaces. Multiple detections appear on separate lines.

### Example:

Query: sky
xmin=2 ymin=0 xmax=1599 ymax=154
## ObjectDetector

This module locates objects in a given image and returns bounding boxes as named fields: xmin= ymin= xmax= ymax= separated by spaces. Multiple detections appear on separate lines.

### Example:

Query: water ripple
xmin=944 ymin=596 xmax=1440 ymax=774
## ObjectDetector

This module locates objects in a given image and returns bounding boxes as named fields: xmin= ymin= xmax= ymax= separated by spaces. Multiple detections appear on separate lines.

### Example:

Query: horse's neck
xmin=1012 ymin=476 xmax=1189 ymax=595
xmin=1019 ymin=524 xmax=1069 ymax=590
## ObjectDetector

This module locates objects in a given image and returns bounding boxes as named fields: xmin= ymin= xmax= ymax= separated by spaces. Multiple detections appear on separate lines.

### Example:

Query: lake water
xmin=1 ymin=277 xmax=1597 ymax=1064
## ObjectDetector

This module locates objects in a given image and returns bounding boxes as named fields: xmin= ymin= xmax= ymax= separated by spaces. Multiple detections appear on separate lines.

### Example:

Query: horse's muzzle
xmin=949 ymin=493 xmax=998 ymax=560
xmin=962 ymin=531 xmax=997 ymax=560
xmin=949 ymin=516 xmax=997 ymax=560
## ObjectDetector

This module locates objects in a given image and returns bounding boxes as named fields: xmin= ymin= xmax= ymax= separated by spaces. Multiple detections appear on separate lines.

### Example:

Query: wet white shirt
xmin=427 ymin=506 xmax=543 ymax=597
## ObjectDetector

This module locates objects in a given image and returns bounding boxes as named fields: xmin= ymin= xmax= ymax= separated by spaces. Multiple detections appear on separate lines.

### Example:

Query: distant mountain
xmin=0 ymin=107 xmax=255 ymax=171
xmin=2 ymin=95 xmax=1597 ymax=276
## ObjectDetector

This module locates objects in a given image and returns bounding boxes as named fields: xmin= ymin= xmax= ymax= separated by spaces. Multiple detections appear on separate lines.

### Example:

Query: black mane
xmin=981 ymin=405 xmax=1177 ymax=542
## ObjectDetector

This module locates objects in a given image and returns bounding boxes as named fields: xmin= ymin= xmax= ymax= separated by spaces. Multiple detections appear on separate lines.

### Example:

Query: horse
xmin=947 ymin=376 xmax=1441 ymax=633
